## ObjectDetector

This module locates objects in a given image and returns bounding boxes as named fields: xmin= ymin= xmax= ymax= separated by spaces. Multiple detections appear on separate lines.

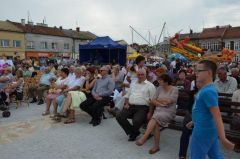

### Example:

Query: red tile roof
xmin=179 ymin=33 xmax=200 ymax=40
xmin=199 ymin=26 xmax=230 ymax=39
xmin=9 ymin=21 xmax=67 ymax=37
xmin=224 ymin=26 xmax=240 ymax=39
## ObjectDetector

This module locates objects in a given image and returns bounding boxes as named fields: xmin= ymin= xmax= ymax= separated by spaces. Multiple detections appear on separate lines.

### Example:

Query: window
xmin=0 ymin=39 xmax=10 ymax=47
xmin=13 ymin=40 xmax=21 ymax=48
xmin=216 ymin=43 xmax=220 ymax=51
xmin=226 ymin=42 xmax=230 ymax=49
xmin=26 ymin=41 xmax=34 ymax=49
xmin=201 ymin=43 xmax=206 ymax=49
xmin=52 ymin=42 xmax=57 ymax=49
xmin=64 ymin=43 xmax=69 ymax=49
xmin=206 ymin=42 xmax=211 ymax=49
xmin=211 ymin=42 xmax=220 ymax=51
xmin=235 ymin=42 xmax=240 ymax=51
xmin=40 ymin=42 xmax=48 ymax=49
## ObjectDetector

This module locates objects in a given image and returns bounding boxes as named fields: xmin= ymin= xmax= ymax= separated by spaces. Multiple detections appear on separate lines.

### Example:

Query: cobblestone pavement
xmin=0 ymin=103 xmax=239 ymax=159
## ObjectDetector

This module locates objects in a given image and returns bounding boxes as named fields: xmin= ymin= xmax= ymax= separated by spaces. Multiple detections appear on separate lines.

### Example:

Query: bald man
xmin=116 ymin=68 xmax=156 ymax=141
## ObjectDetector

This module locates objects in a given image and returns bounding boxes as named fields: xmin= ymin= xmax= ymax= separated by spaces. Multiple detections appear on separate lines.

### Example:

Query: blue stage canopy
xmin=79 ymin=36 xmax=127 ymax=65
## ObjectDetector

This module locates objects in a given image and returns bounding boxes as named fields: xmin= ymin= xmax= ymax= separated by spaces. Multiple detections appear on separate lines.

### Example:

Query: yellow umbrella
xmin=127 ymin=52 xmax=141 ymax=60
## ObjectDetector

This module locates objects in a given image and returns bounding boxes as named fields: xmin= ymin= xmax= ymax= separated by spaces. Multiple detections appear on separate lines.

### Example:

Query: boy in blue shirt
xmin=190 ymin=60 xmax=235 ymax=159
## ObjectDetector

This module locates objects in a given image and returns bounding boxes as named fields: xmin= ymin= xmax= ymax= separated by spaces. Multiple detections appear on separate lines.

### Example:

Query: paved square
xmin=0 ymin=103 xmax=239 ymax=159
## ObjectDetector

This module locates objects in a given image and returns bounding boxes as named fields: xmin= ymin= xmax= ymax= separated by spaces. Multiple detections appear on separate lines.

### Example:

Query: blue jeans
xmin=190 ymin=135 xmax=224 ymax=159
xmin=56 ymin=95 xmax=65 ymax=113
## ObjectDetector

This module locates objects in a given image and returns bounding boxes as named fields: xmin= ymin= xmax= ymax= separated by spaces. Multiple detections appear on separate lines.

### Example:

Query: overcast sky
xmin=1 ymin=0 xmax=240 ymax=44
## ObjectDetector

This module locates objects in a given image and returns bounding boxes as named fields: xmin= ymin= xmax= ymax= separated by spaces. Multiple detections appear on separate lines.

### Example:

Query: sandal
xmin=148 ymin=147 xmax=160 ymax=154
xmin=50 ymin=113 xmax=60 ymax=118
xmin=64 ymin=118 xmax=75 ymax=124
xmin=58 ymin=113 xmax=68 ymax=118
xmin=42 ymin=111 xmax=50 ymax=116
xmin=53 ymin=116 xmax=61 ymax=122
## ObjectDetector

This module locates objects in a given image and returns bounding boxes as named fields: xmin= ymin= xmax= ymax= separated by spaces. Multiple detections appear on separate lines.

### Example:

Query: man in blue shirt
xmin=190 ymin=60 xmax=235 ymax=159
xmin=28 ymin=67 xmax=55 ymax=105
xmin=80 ymin=66 xmax=115 ymax=126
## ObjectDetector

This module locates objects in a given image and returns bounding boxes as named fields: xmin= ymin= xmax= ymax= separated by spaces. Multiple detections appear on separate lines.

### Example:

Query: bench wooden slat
xmin=218 ymin=93 xmax=233 ymax=97
xmin=168 ymin=121 xmax=240 ymax=143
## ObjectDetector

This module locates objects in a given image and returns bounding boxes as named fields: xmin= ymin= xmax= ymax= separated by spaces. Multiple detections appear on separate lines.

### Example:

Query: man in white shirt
xmin=68 ymin=65 xmax=76 ymax=80
xmin=214 ymin=67 xmax=237 ymax=94
xmin=116 ymin=68 xmax=156 ymax=141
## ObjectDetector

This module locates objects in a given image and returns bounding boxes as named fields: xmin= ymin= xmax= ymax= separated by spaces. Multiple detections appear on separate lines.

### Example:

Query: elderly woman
xmin=136 ymin=74 xmax=178 ymax=154
xmin=53 ymin=67 xmax=86 ymax=119
xmin=231 ymin=67 xmax=240 ymax=88
xmin=112 ymin=65 xmax=125 ymax=92
xmin=60 ymin=67 xmax=97 ymax=124
xmin=3 ymin=69 xmax=24 ymax=103
xmin=0 ymin=67 xmax=13 ymax=104
xmin=0 ymin=67 xmax=13 ymax=91
xmin=147 ymin=67 xmax=158 ymax=83
xmin=175 ymin=70 xmax=191 ymax=110
xmin=42 ymin=68 xmax=69 ymax=116
xmin=175 ymin=69 xmax=191 ymax=92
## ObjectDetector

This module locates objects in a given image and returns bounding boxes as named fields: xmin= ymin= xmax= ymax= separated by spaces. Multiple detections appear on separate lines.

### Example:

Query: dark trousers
xmin=28 ymin=84 xmax=49 ymax=100
xmin=80 ymin=96 xmax=111 ymax=120
xmin=0 ymin=91 xmax=7 ymax=104
xmin=13 ymin=91 xmax=23 ymax=100
xmin=179 ymin=114 xmax=192 ymax=158
xmin=116 ymin=104 xmax=149 ymax=135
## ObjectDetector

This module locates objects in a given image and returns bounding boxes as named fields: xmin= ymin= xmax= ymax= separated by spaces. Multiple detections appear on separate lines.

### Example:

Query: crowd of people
xmin=0 ymin=54 xmax=240 ymax=158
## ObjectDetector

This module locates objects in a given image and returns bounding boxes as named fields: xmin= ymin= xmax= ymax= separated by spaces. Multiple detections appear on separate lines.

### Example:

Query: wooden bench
xmin=169 ymin=92 xmax=240 ymax=143
xmin=219 ymin=98 xmax=240 ymax=123
xmin=168 ymin=120 xmax=240 ymax=143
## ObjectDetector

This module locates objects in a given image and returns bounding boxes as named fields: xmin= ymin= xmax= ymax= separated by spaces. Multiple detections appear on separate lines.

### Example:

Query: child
xmin=190 ymin=60 xmax=235 ymax=159
xmin=48 ymin=77 xmax=61 ymax=95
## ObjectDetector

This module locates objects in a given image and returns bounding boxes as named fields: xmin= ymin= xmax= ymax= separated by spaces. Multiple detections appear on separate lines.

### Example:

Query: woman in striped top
xmin=4 ymin=69 xmax=24 ymax=103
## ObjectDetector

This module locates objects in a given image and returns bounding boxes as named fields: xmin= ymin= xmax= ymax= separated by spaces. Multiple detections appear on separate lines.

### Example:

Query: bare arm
xmin=156 ymin=98 xmax=172 ymax=104
xmin=9 ymin=78 xmax=23 ymax=89
xmin=64 ymin=86 xmax=80 ymax=92
xmin=210 ymin=106 xmax=235 ymax=150
xmin=150 ymin=98 xmax=173 ymax=107
xmin=0 ymin=77 xmax=9 ymax=83
xmin=55 ymin=84 xmax=67 ymax=90
xmin=123 ymin=98 xmax=129 ymax=109
xmin=85 ymin=78 xmax=97 ymax=91
xmin=148 ymin=102 xmax=155 ymax=114
xmin=112 ymin=73 xmax=117 ymax=82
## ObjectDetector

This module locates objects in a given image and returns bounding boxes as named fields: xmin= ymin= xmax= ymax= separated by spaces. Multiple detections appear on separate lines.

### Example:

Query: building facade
xmin=198 ymin=25 xmax=229 ymax=54
xmin=0 ymin=19 xmax=96 ymax=62
xmin=24 ymin=33 xmax=73 ymax=59
xmin=223 ymin=26 xmax=240 ymax=61
xmin=0 ymin=21 xmax=25 ymax=59
xmin=10 ymin=20 xmax=73 ymax=61
xmin=62 ymin=27 xmax=96 ymax=59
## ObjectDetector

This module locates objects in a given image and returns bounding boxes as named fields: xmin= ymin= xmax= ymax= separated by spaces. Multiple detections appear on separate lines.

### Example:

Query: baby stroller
xmin=0 ymin=92 xmax=11 ymax=117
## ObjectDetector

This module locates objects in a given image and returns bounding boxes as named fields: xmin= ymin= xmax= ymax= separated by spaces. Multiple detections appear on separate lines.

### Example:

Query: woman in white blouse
xmin=42 ymin=68 xmax=69 ymax=116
